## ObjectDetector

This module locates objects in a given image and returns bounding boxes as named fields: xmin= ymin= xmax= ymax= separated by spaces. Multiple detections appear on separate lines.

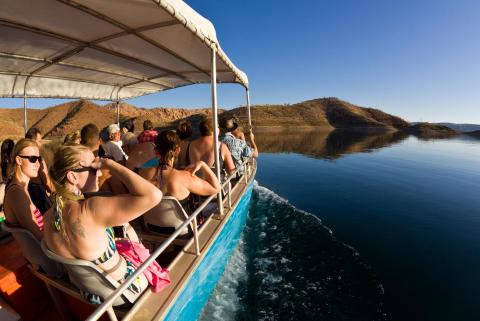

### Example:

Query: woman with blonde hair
xmin=63 ymin=130 xmax=81 ymax=145
xmin=43 ymin=144 xmax=169 ymax=304
xmin=3 ymin=139 xmax=44 ymax=240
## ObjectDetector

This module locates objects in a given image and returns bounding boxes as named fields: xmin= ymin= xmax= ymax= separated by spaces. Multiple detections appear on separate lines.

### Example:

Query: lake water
xmin=200 ymin=130 xmax=480 ymax=321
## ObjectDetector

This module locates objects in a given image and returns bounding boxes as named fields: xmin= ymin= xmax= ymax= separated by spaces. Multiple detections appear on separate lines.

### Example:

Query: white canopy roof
xmin=0 ymin=0 xmax=248 ymax=100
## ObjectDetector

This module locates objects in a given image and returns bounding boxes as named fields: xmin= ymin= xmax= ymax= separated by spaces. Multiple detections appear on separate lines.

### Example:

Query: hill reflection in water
xmin=255 ymin=128 xmax=410 ymax=159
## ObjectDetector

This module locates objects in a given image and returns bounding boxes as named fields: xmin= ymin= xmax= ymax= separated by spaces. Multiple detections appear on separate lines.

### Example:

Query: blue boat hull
xmin=163 ymin=180 xmax=254 ymax=321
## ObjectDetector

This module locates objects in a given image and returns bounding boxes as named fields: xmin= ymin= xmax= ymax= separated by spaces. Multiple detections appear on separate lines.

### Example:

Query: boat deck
xmin=124 ymin=173 xmax=253 ymax=321
xmin=0 ymin=164 xmax=255 ymax=321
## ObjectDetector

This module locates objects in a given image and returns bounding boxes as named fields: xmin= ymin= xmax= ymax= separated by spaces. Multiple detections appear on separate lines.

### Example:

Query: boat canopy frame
xmin=0 ymin=0 xmax=252 ymax=133
xmin=0 ymin=0 xmax=248 ymax=100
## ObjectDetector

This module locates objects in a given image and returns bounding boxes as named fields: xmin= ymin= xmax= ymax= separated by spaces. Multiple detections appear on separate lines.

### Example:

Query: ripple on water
xmin=200 ymin=183 xmax=385 ymax=321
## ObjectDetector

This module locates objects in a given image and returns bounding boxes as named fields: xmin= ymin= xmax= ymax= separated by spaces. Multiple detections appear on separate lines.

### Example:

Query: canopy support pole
xmin=211 ymin=47 xmax=224 ymax=216
xmin=116 ymin=100 xmax=120 ymax=126
xmin=23 ymin=77 xmax=30 ymax=135
xmin=246 ymin=88 xmax=252 ymax=130
xmin=23 ymin=94 xmax=28 ymax=135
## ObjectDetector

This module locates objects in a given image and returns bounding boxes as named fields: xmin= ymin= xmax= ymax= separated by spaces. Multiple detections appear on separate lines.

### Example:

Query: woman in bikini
xmin=42 ymin=144 xmax=169 ymax=304
xmin=140 ymin=130 xmax=221 ymax=231
xmin=3 ymin=139 xmax=44 ymax=240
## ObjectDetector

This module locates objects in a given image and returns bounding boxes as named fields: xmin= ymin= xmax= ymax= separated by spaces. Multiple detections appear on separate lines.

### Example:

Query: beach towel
xmin=116 ymin=240 xmax=170 ymax=293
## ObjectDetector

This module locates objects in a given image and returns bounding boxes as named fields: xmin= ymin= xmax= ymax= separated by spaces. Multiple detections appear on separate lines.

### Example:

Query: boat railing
xmin=86 ymin=158 xmax=255 ymax=321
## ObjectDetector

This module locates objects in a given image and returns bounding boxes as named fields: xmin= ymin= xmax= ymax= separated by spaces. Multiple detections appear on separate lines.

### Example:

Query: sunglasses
xmin=72 ymin=166 xmax=98 ymax=175
xmin=18 ymin=155 xmax=42 ymax=163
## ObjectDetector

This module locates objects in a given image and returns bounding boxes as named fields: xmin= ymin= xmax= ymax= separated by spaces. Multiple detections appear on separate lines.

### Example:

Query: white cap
xmin=107 ymin=123 xmax=120 ymax=135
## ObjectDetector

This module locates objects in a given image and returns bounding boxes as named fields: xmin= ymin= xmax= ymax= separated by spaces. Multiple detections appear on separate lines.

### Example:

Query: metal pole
xmin=116 ymin=100 xmax=120 ymax=126
xmin=193 ymin=218 xmax=200 ymax=256
xmin=23 ymin=77 xmax=30 ymax=135
xmin=246 ymin=88 xmax=252 ymax=130
xmin=211 ymin=47 xmax=224 ymax=216
xmin=23 ymin=94 xmax=28 ymax=135
xmin=106 ymin=307 xmax=118 ymax=321
xmin=228 ymin=181 xmax=232 ymax=209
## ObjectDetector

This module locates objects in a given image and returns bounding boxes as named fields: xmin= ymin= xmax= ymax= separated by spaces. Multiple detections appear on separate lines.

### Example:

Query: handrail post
xmin=211 ymin=46 xmax=224 ymax=216
xmin=193 ymin=217 xmax=200 ymax=256
xmin=228 ymin=181 xmax=232 ymax=209
xmin=244 ymin=163 xmax=248 ymax=184
xmin=246 ymin=88 xmax=252 ymax=130
xmin=106 ymin=307 xmax=118 ymax=321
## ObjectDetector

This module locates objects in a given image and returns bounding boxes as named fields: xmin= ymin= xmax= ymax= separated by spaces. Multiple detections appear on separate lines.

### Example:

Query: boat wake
xmin=200 ymin=182 xmax=385 ymax=321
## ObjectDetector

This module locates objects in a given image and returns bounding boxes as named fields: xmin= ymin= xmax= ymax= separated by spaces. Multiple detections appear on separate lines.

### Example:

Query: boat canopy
xmin=0 ymin=0 xmax=249 ymax=100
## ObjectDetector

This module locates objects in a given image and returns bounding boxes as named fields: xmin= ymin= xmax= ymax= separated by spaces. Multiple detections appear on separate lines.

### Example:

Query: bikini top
xmin=52 ymin=191 xmax=116 ymax=266
xmin=156 ymin=163 xmax=194 ymax=214
xmin=4 ymin=182 xmax=44 ymax=232
xmin=90 ymin=227 xmax=117 ymax=265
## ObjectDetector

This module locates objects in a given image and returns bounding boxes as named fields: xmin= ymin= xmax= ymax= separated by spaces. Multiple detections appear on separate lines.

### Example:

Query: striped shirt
xmin=221 ymin=133 xmax=253 ymax=174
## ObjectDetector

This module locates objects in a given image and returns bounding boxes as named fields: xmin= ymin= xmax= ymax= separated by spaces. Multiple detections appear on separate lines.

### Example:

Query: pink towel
xmin=116 ymin=240 xmax=171 ymax=293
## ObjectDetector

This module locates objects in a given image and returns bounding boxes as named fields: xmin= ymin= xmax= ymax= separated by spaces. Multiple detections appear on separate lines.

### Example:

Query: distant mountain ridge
xmin=436 ymin=123 xmax=480 ymax=133
xmin=223 ymin=97 xmax=410 ymax=130
xmin=0 ymin=97 xmax=458 ymax=141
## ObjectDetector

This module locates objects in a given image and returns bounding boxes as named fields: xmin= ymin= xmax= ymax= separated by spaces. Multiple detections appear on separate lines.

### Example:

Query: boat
xmin=0 ymin=1 xmax=256 ymax=320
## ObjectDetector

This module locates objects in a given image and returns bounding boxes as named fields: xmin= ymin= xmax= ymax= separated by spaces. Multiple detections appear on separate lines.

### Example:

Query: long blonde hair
xmin=49 ymin=144 xmax=90 ymax=241
xmin=11 ymin=138 xmax=39 ymax=178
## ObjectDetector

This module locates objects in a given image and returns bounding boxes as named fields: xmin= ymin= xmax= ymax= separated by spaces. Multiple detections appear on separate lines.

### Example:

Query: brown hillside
xmin=407 ymin=123 xmax=459 ymax=139
xmin=222 ymin=97 xmax=410 ymax=130
xmin=0 ymin=100 xmax=219 ymax=141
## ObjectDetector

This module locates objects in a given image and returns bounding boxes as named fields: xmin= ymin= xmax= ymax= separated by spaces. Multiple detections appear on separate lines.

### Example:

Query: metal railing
xmin=86 ymin=158 xmax=254 ymax=321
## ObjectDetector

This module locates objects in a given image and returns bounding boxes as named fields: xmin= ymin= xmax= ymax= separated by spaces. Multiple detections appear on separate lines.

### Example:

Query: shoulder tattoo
xmin=72 ymin=217 xmax=86 ymax=238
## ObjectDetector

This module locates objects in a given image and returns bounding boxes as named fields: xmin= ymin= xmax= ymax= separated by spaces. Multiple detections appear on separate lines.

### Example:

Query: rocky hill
xmin=406 ymin=123 xmax=458 ymax=139
xmin=222 ymin=97 xmax=410 ymax=130
xmin=0 ymin=100 xmax=217 ymax=141
xmin=0 ymin=97 xmax=455 ymax=141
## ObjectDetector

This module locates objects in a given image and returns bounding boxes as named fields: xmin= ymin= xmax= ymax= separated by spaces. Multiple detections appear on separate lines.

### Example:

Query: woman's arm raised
xmin=184 ymin=161 xmax=221 ymax=197
xmin=86 ymin=158 xmax=162 ymax=227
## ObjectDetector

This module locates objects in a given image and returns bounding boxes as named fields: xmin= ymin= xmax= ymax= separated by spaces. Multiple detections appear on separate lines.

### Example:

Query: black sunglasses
xmin=18 ymin=155 xmax=42 ymax=163
xmin=72 ymin=166 xmax=98 ymax=175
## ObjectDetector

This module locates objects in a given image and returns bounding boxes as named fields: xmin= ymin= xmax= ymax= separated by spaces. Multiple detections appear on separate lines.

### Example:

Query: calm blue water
xmin=200 ymin=131 xmax=480 ymax=321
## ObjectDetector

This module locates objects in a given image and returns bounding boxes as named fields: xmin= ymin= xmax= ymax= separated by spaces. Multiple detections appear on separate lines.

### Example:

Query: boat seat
xmin=0 ymin=222 xmax=63 ymax=278
xmin=143 ymin=196 xmax=194 ymax=239
xmin=40 ymin=240 xmax=148 ymax=307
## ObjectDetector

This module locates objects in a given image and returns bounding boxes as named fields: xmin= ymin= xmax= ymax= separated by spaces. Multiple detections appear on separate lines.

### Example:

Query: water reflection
xmin=256 ymin=129 xmax=410 ymax=159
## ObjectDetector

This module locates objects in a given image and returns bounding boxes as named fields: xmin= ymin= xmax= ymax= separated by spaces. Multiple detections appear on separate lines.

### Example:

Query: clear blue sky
xmin=1 ymin=0 xmax=479 ymax=123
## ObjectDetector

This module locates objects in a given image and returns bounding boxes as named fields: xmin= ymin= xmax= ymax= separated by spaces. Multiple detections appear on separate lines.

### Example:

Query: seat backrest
xmin=143 ymin=196 xmax=191 ymax=236
xmin=1 ymin=222 xmax=63 ymax=278
xmin=40 ymin=240 xmax=147 ymax=306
